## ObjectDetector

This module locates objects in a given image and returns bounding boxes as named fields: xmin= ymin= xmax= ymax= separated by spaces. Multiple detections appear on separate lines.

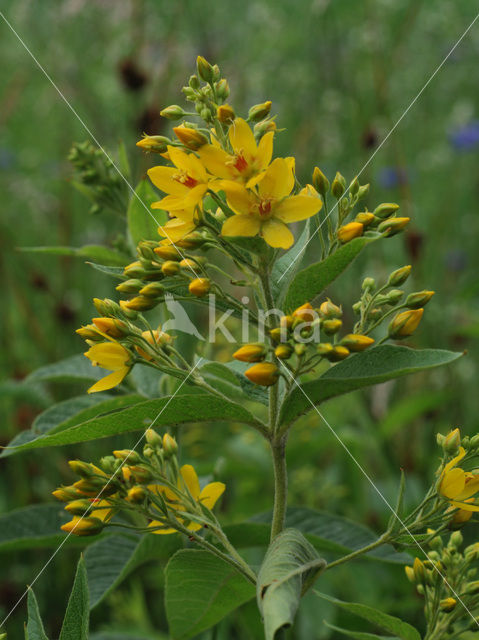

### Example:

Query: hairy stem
xmin=324 ymin=533 xmax=390 ymax=571
xmin=270 ymin=436 xmax=288 ymax=541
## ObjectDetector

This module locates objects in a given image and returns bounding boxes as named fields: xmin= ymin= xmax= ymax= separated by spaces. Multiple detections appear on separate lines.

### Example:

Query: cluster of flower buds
xmin=233 ymin=300 xmax=376 ymax=386
xmin=68 ymin=141 xmax=128 ymax=216
xmin=53 ymin=430 xmax=225 ymax=537
xmin=117 ymin=239 xmax=213 ymax=315
xmin=405 ymin=531 xmax=479 ymax=635
xmin=352 ymin=265 xmax=434 ymax=339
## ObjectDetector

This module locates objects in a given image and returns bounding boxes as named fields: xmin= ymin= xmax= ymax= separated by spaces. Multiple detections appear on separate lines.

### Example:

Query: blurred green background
xmin=1 ymin=0 xmax=479 ymax=637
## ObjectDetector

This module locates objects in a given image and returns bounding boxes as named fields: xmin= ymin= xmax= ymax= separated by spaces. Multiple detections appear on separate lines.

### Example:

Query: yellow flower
xmin=148 ymin=146 xmax=210 ymax=212
xmin=244 ymin=362 xmax=279 ymax=386
xmin=148 ymin=464 xmax=225 ymax=535
xmin=388 ymin=308 xmax=424 ymax=338
xmin=337 ymin=222 xmax=364 ymax=244
xmin=439 ymin=447 xmax=479 ymax=512
xmin=220 ymin=158 xmax=322 ymax=249
xmin=158 ymin=206 xmax=199 ymax=243
xmin=197 ymin=117 xmax=274 ymax=186
xmin=84 ymin=341 xmax=131 ymax=393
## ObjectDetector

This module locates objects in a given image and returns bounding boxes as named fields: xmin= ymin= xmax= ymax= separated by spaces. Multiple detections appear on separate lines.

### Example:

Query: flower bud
xmin=113 ymin=449 xmax=141 ymax=463
xmin=139 ymin=282 xmax=165 ymax=298
xmin=128 ymin=465 xmax=153 ymax=484
xmin=254 ymin=118 xmax=277 ymax=138
xmin=294 ymin=343 xmax=307 ymax=356
xmin=127 ymin=486 xmax=146 ymax=503
xmin=92 ymin=317 xmax=129 ymax=338
xmin=160 ymin=105 xmax=186 ymax=120
xmin=322 ymin=318 xmax=342 ymax=335
xmin=233 ymin=343 xmax=266 ymax=363
xmin=123 ymin=261 xmax=146 ymax=278
xmin=388 ymin=309 xmax=423 ymax=338
xmin=162 ymin=433 xmax=178 ymax=457
xmin=312 ymin=167 xmax=329 ymax=197
xmin=439 ymin=598 xmax=457 ymax=613
xmin=357 ymin=184 xmax=370 ymax=199
xmin=319 ymin=300 xmax=342 ymax=319
xmin=93 ymin=297 xmax=121 ymax=316
xmin=378 ymin=217 xmax=410 ymax=237
xmin=65 ymin=499 xmax=94 ymax=516
xmin=248 ymin=101 xmax=272 ymax=122
xmin=373 ymin=203 xmax=400 ymax=219
xmin=145 ymin=428 xmax=162 ymax=447
xmin=52 ymin=486 xmax=81 ymax=502
xmin=317 ymin=343 xmax=334 ymax=358
xmin=216 ymin=78 xmax=230 ymax=99
xmin=119 ymin=296 xmax=156 ymax=312
xmin=413 ymin=557 xmax=426 ymax=583
xmin=328 ymin=346 xmax=350 ymax=362
xmin=337 ymin=222 xmax=363 ymax=244
xmin=275 ymin=344 xmax=293 ymax=360
xmin=61 ymin=516 xmax=105 ymax=537
xmin=68 ymin=460 xmax=95 ymax=478
xmin=176 ymin=232 xmax=206 ymax=249
xmin=173 ymin=125 xmax=208 ymax=150
xmin=76 ymin=324 xmax=101 ymax=340
xmin=388 ymin=265 xmax=412 ymax=287
xmin=449 ymin=530 xmax=463 ymax=548
xmin=179 ymin=258 xmax=200 ymax=270
xmin=217 ymin=104 xmax=235 ymax=124
xmin=362 ymin=277 xmax=375 ymax=291
xmin=154 ymin=245 xmax=182 ymax=261
xmin=292 ymin=302 xmax=316 ymax=324
xmin=340 ymin=334 xmax=375 ymax=352
xmin=116 ymin=279 xmax=144 ymax=294
xmin=196 ymin=55 xmax=214 ymax=82
xmin=443 ymin=428 xmax=461 ymax=455
xmin=404 ymin=566 xmax=415 ymax=583
xmin=189 ymin=277 xmax=211 ymax=297
xmin=405 ymin=290 xmax=435 ymax=309
xmin=161 ymin=260 xmax=181 ymax=276
xmin=355 ymin=212 xmax=375 ymax=227
xmin=188 ymin=74 xmax=200 ymax=90
xmin=331 ymin=172 xmax=346 ymax=199
xmin=349 ymin=176 xmax=359 ymax=196
xmin=136 ymin=135 xmax=170 ymax=153
xmin=465 ymin=580 xmax=479 ymax=595
xmin=352 ymin=301 xmax=362 ymax=315
xmin=244 ymin=362 xmax=279 ymax=386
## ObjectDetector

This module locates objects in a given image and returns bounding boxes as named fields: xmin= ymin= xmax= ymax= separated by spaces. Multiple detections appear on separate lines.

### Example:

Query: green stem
xmin=270 ymin=436 xmax=288 ymax=541
xmin=324 ymin=533 xmax=390 ymax=571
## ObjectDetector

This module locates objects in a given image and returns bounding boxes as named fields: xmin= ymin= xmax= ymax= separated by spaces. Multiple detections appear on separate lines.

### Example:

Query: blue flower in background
xmin=449 ymin=121 xmax=479 ymax=151
xmin=378 ymin=167 xmax=409 ymax=189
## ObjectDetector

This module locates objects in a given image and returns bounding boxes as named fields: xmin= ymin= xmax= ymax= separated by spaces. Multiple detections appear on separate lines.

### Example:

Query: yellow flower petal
xmin=148 ymin=166 xmax=188 ymax=197
xmin=258 ymin=158 xmax=295 ymax=200
xmin=255 ymin=131 xmax=274 ymax=171
xmin=87 ymin=367 xmax=129 ymax=393
xmin=455 ymin=476 xmax=479 ymax=501
xmin=199 ymin=482 xmax=226 ymax=510
xmin=221 ymin=214 xmax=261 ymax=237
xmin=158 ymin=218 xmax=196 ymax=242
xmin=180 ymin=464 xmax=200 ymax=501
xmin=85 ymin=342 xmax=129 ymax=369
xmin=449 ymin=500 xmax=479 ymax=512
xmin=262 ymin=218 xmax=294 ymax=249
xmin=274 ymin=195 xmax=322 ymax=222
xmin=229 ymin=118 xmax=257 ymax=158
xmin=440 ymin=467 xmax=466 ymax=499
xmin=148 ymin=520 xmax=177 ymax=535
xmin=443 ymin=447 xmax=466 ymax=474
xmin=167 ymin=146 xmax=207 ymax=183
xmin=197 ymin=145 xmax=232 ymax=179
xmin=222 ymin=182 xmax=256 ymax=215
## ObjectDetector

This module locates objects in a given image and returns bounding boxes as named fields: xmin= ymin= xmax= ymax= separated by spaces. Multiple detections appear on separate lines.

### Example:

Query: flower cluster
xmin=405 ymin=531 xmax=479 ymax=637
xmin=53 ymin=430 xmax=225 ymax=537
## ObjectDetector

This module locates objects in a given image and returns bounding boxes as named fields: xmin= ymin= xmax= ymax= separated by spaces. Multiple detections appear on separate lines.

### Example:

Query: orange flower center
xmin=173 ymin=171 xmax=198 ymax=189
xmin=258 ymin=199 xmax=273 ymax=217
xmin=233 ymin=153 xmax=248 ymax=173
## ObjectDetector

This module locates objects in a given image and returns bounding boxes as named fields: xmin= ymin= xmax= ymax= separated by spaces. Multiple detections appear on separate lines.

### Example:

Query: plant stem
xmin=270 ymin=436 xmax=288 ymax=541
xmin=324 ymin=533 xmax=389 ymax=571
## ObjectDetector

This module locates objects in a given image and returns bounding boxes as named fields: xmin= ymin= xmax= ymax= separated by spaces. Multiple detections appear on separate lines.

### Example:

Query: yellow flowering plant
xmin=4 ymin=57 xmax=470 ymax=638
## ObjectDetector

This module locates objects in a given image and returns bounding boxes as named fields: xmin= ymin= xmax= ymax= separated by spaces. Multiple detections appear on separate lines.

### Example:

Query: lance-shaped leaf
xmin=325 ymin=622 xmax=401 ymax=640
xmin=272 ymin=220 xmax=310 ymax=305
xmin=280 ymin=346 xmax=462 ymax=425
xmin=26 ymin=588 xmax=50 ymax=640
xmin=19 ymin=245 xmax=129 ymax=266
xmin=316 ymin=593 xmax=421 ymax=640
xmin=283 ymin=235 xmax=378 ymax=311
xmin=257 ymin=529 xmax=326 ymax=640
xmin=127 ymin=179 xmax=167 ymax=248
xmin=59 ymin=556 xmax=89 ymax=640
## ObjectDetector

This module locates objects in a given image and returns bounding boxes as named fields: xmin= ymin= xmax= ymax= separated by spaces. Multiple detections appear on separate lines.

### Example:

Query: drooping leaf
xmin=26 ymin=589 xmax=50 ymax=640
xmin=1 ymin=394 xmax=142 ymax=457
xmin=272 ymin=220 xmax=310 ymax=305
xmin=165 ymin=549 xmax=256 ymax=640
xmin=59 ymin=556 xmax=89 ymax=640
xmin=6 ymin=394 xmax=259 ymax=453
xmin=25 ymin=354 xmax=105 ymax=385
xmin=325 ymin=622 xmax=399 ymax=640
xmin=85 ymin=533 xmax=180 ymax=608
xmin=0 ymin=504 xmax=73 ymax=552
xmin=19 ymin=245 xmax=130 ymax=266
xmin=283 ymin=235 xmax=379 ymax=311
xmin=315 ymin=593 xmax=421 ymax=640
xmin=127 ymin=179 xmax=167 ymax=248
xmin=86 ymin=263 xmax=126 ymax=279
xmin=280 ymin=346 xmax=462 ymax=425
xmin=257 ymin=529 xmax=326 ymax=640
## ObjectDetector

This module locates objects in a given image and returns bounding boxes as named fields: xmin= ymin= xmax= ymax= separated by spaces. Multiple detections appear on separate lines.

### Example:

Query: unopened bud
xmin=275 ymin=344 xmax=293 ymax=360
xmin=217 ymin=104 xmax=235 ymax=124
xmin=173 ymin=125 xmax=208 ymax=150
xmin=322 ymin=318 xmax=342 ymax=335
xmin=145 ymin=428 xmax=162 ymax=447
xmin=136 ymin=135 xmax=170 ymax=153
xmin=52 ymin=486 xmax=81 ymax=502
xmin=189 ymin=277 xmax=211 ymax=297
xmin=449 ymin=530 xmax=463 ymax=548
xmin=176 ymin=231 xmax=206 ymax=249
xmin=317 ymin=343 xmax=334 ymax=358
xmin=216 ymin=78 xmax=230 ymax=99
xmin=439 ymin=598 xmax=457 ymax=613
xmin=244 ymin=362 xmax=279 ymax=386
xmin=154 ymin=245 xmax=182 ymax=261
xmin=355 ymin=212 xmax=375 ymax=227
xmin=319 ymin=299 xmax=342 ymax=319
xmin=413 ymin=557 xmax=426 ymax=583
xmin=65 ymin=499 xmax=94 ymax=516
xmin=388 ymin=309 xmax=423 ymax=338
xmin=162 ymin=433 xmax=178 ymax=457
xmin=68 ymin=460 xmax=95 ymax=478
xmin=386 ymin=289 xmax=404 ymax=305
xmin=340 ymin=334 xmax=375 ymax=352
xmin=160 ymin=105 xmax=186 ymax=120
xmin=139 ymin=282 xmax=165 ymax=298
xmin=116 ymin=279 xmax=144 ymax=294
xmin=378 ymin=217 xmax=410 ymax=237
xmin=189 ymin=74 xmax=200 ymax=90
xmin=119 ymin=296 xmax=155 ymax=312
xmin=349 ymin=176 xmax=359 ymax=196
xmin=254 ymin=118 xmax=277 ymax=137
xmin=405 ymin=566 xmax=415 ymax=583
xmin=61 ymin=516 xmax=105 ymax=537
xmin=248 ymin=101 xmax=272 ymax=122
xmin=328 ymin=345 xmax=350 ymax=362
xmin=196 ymin=56 xmax=214 ymax=83
xmin=357 ymin=184 xmax=370 ymax=199
xmin=161 ymin=260 xmax=181 ymax=276
xmin=443 ymin=428 xmax=461 ymax=455
xmin=362 ymin=277 xmax=375 ymax=291
xmin=373 ymin=203 xmax=400 ymax=219
xmin=123 ymin=261 xmax=146 ymax=278
xmin=233 ymin=343 xmax=266 ymax=363
xmin=337 ymin=222 xmax=363 ymax=244
xmin=312 ymin=167 xmax=329 ymax=197
xmin=331 ymin=172 xmax=346 ymax=199
xmin=388 ymin=266 xmax=412 ymax=288
xmin=113 ymin=449 xmax=141 ymax=463
xmin=405 ymin=290 xmax=435 ymax=309
xmin=127 ymin=486 xmax=146 ymax=503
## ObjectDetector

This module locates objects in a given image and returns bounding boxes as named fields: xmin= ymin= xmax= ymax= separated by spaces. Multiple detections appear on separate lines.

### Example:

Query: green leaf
xmin=25 ymin=354 xmax=105 ymax=385
xmin=280 ymin=346 xmax=462 ymax=425
xmin=59 ymin=556 xmax=89 ymax=640
xmin=26 ymin=589 xmax=49 ymax=640
xmin=379 ymin=390 xmax=452 ymax=438
xmin=225 ymin=507 xmax=410 ymax=564
xmin=86 ymin=263 xmax=126 ymax=279
xmin=7 ymin=394 xmax=259 ymax=452
xmin=2 ymin=394 xmax=142 ymax=457
xmin=85 ymin=533 xmax=180 ymax=608
xmin=257 ymin=529 xmax=326 ymax=640
xmin=284 ymin=235 xmax=379 ymax=311
xmin=20 ymin=245 xmax=129 ymax=266
xmin=272 ymin=220 xmax=310 ymax=305
xmin=325 ymin=622 xmax=399 ymax=640
xmin=127 ymin=179 xmax=167 ymax=248
xmin=117 ymin=140 xmax=131 ymax=180
xmin=0 ymin=504 xmax=72 ymax=552
xmin=208 ymin=360 xmax=268 ymax=406
xmin=315 ymin=593 xmax=421 ymax=640
xmin=165 ymin=549 xmax=256 ymax=640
